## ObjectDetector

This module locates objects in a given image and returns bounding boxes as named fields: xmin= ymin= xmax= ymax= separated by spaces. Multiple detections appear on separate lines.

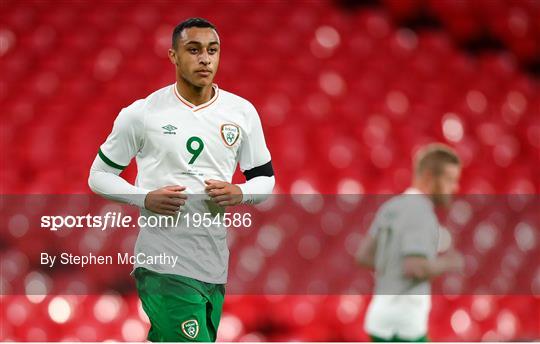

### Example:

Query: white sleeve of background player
xmin=88 ymin=100 xmax=149 ymax=208
xmin=236 ymin=102 xmax=274 ymax=204
xmin=88 ymin=156 xmax=150 ymax=208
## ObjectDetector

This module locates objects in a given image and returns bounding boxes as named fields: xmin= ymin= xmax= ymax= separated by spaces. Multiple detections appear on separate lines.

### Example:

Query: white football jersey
xmin=99 ymin=83 xmax=271 ymax=283
xmin=364 ymin=188 xmax=439 ymax=340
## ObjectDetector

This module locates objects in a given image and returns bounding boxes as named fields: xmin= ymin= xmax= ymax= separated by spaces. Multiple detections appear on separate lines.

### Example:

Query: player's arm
xmin=89 ymin=155 xmax=149 ymax=207
xmin=88 ymin=102 xmax=186 ymax=215
xmin=403 ymin=225 xmax=463 ymax=279
xmin=400 ymin=209 xmax=464 ymax=280
xmin=356 ymin=234 xmax=377 ymax=269
xmin=206 ymin=102 xmax=274 ymax=206
xmin=89 ymin=158 xmax=187 ymax=215
xmin=205 ymin=173 xmax=275 ymax=206
xmin=402 ymin=250 xmax=464 ymax=281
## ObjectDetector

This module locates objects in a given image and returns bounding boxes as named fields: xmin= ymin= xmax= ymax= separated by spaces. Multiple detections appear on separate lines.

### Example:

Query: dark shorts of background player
xmin=370 ymin=334 xmax=428 ymax=342
xmin=134 ymin=267 xmax=225 ymax=342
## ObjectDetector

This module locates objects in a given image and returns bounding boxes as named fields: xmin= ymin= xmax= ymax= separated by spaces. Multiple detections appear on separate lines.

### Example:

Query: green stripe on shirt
xmin=98 ymin=149 xmax=127 ymax=170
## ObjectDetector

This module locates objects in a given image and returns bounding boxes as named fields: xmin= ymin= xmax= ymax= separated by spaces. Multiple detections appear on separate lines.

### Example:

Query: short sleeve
xmin=238 ymin=102 xmax=271 ymax=172
xmin=98 ymin=100 xmax=145 ymax=170
xmin=399 ymin=202 xmax=439 ymax=258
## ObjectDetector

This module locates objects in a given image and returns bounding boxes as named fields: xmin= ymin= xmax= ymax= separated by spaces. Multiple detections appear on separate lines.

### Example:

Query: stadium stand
xmin=1 ymin=0 xmax=539 ymax=341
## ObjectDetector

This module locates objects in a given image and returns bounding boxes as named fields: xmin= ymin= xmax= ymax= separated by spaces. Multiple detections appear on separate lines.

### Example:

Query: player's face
xmin=170 ymin=27 xmax=220 ymax=88
xmin=432 ymin=164 xmax=461 ymax=206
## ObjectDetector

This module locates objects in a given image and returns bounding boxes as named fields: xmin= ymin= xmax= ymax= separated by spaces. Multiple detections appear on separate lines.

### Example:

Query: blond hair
xmin=414 ymin=143 xmax=460 ymax=177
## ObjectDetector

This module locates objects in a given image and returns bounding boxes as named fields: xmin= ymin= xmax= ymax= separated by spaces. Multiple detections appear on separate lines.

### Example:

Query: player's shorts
xmin=134 ymin=267 xmax=225 ymax=342
xmin=370 ymin=334 xmax=428 ymax=342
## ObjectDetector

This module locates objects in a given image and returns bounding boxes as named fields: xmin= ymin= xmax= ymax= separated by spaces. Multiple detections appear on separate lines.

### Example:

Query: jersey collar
xmin=404 ymin=187 xmax=434 ymax=208
xmin=404 ymin=187 xmax=422 ymax=195
xmin=173 ymin=83 xmax=219 ymax=112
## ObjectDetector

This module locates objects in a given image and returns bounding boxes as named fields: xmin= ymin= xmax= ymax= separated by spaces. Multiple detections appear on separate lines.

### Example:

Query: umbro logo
xmin=162 ymin=124 xmax=177 ymax=135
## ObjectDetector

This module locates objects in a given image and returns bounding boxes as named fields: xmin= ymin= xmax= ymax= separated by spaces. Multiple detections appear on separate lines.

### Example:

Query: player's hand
xmin=204 ymin=179 xmax=243 ymax=206
xmin=144 ymin=185 xmax=187 ymax=215
xmin=442 ymin=250 xmax=465 ymax=273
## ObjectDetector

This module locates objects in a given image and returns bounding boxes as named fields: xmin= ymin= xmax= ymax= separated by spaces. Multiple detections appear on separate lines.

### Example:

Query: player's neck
xmin=411 ymin=181 xmax=430 ymax=195
xmin=176 ymin=80 xmax=214 ymax=106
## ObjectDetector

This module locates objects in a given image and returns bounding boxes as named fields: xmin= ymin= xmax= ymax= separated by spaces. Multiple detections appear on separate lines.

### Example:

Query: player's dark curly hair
xmin=172 ymin=17 xmax=218 ymax=49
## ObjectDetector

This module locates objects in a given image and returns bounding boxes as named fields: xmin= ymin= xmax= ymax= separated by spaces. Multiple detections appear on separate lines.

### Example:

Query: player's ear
xmin=168 ymin=49 xmax=178 ymax=66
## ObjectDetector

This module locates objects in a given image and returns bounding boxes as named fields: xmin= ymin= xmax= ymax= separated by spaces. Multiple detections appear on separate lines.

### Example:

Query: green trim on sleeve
xmin=98 ymin=149 xmax=127 ymax=170
xmin=403 ymin=253 xmax=428 ymax=258
xmin=370 ymin=334 xmax=428 ymax=342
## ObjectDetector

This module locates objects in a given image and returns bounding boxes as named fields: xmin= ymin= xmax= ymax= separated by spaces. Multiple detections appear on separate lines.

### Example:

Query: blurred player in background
xmin=88 ymin=17 xmax=275 ymax=341
xmin=356 ymin=143 xmax=464 ymax=342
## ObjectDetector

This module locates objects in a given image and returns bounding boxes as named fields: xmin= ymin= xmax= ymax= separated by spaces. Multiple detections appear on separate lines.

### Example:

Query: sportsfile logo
xmin=40 ymin=212 xmax=253 ymax=231
xmin=40 ymin=212 xmax=181 ymax=231
xmin=162 ymin=124 xmax=177 ymax=134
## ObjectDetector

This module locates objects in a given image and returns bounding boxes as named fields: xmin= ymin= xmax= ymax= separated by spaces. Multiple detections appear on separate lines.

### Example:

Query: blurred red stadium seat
xmin=1 ymin=0 xmax=539 ymax=341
